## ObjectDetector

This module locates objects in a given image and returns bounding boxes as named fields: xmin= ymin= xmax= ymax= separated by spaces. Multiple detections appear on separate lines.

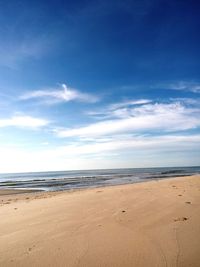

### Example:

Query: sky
xmin=0 ymin=0 xmax=200 ymax=173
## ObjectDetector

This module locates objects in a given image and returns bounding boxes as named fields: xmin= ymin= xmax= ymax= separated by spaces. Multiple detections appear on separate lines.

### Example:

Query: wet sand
xmin=0 ymin=189 xmax=39 ymax=196
xmin=0 ymin=175 xmax=200 ymax=267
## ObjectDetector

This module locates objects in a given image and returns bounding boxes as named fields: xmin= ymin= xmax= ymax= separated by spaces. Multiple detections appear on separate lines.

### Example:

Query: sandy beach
xmin=0 ymin=175 xmax=200 ymax=267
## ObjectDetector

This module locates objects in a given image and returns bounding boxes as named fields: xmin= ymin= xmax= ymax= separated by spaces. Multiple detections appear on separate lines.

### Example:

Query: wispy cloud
xmin=167 ymin=81 xmax=200 ymax=93
xmin=20 ymin=84 xmax=100 ymax=104
xmin=0 ymin=115 xmax=49 ymax=129
xmin=56 ymin=102 xmax=200 ymax=138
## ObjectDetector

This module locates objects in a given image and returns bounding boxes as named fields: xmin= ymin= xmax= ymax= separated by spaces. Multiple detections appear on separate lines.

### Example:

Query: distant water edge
xmin=0 ymin=166 xmax=199 ymax=192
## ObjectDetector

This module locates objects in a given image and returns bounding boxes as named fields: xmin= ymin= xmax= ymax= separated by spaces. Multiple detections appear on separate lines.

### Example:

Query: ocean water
xmin=0 ymin=166 xmax=199 ymax=192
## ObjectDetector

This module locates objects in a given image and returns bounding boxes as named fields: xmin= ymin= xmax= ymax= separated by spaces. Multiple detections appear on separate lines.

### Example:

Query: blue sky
xmin=0 ymin=0 xmax=200 ymax=172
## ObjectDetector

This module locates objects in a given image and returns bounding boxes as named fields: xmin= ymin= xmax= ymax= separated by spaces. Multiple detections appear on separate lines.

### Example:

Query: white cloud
xmin=56 ymin=102 xmax=200 ymax=138
xmin=0 ymin=115 xmax=49 ymax=129
xmin=0 ymin=97 xmax=199 ymax=172
xmin=20 ymin=84 xmax=99 ymax=104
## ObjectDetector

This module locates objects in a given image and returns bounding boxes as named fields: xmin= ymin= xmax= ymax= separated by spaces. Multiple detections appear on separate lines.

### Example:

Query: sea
xmin=0 ymin=166 xmax=199 ymax=192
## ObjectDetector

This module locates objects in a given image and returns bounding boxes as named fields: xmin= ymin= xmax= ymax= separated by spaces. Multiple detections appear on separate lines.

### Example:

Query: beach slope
xmin=0 ymin=175 xmax=200 ymax=267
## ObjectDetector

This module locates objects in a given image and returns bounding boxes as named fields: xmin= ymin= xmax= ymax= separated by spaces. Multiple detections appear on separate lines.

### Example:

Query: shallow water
xmin=0 ymin=166 xmax=199 ymax=192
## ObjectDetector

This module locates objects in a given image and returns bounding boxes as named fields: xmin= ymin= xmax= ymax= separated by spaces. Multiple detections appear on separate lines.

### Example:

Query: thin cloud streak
xmin=87 ymin=99 xmax=153 ymax=119
xmin=108 ymin=99 xmax=152 ymax=110
xmin=90 ymin=96 xmax=199 ymax=120
xmin=20 ymin=84 xmax=100 ymax=104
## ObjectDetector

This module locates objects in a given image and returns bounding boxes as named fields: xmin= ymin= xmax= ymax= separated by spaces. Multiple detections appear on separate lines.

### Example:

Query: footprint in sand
xmin=28 ymin=245 xmax=36 ymax=253
xmin=185 ymin=201 xmax=191 ymax=204
xmin=174 ymin=217 xmax=188 ymax=222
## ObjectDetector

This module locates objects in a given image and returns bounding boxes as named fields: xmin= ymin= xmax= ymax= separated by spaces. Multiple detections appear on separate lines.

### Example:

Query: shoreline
xmin=1 ymin=166 xmax=199 ymax=196
xmin=0 ymin=174 xmax=200 ymax=266
xmin=0 ymin=173 xmax=198 ymax=197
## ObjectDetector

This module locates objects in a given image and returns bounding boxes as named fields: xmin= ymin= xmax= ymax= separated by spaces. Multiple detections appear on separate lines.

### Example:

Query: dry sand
xmin=0 ymin=175 xmax=200 ymax=267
